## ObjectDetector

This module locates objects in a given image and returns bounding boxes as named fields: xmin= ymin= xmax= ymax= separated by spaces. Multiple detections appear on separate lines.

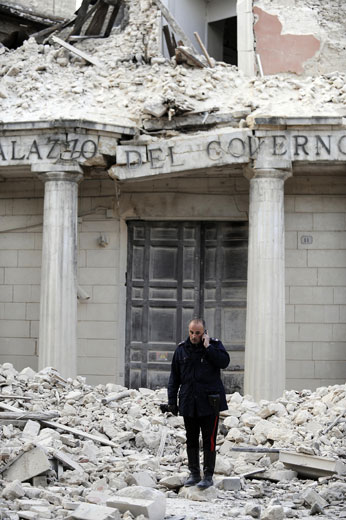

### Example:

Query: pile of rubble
xmin=0 ymin=363 xmax=345 ymax=520
xmin=1 ymin=0 xmax=346 ymax=128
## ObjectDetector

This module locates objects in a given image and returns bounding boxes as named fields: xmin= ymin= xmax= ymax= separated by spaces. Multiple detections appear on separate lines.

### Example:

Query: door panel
xmin=126 ymin=221 xmax=248 ymax=393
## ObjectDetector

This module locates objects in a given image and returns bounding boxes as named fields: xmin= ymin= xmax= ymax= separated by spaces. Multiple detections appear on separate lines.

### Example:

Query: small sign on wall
xmin=301 ymin=235 xmax=313 ymax=245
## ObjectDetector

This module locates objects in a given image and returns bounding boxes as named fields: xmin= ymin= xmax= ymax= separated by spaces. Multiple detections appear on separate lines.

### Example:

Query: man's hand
xmin=167 ymin=404 xmax=178 ymax=416
xmin=202 ymin=330 xmax=210 ymax=348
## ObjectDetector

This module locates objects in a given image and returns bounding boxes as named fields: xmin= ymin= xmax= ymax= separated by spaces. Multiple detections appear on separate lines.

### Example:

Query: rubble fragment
xmin=0 ymin=363 xmax=345 ymax=520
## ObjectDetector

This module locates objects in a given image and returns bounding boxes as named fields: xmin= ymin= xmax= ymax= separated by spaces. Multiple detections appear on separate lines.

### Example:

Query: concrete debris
xmin=71 ymin=503 xmax=121 ymax=520
xmin=0 ymin=363 xmax=346 ymax=520
xmin=2 ymin=447 xmax=51 ymax=483
xmin=0 ymin=1 xmax=346 ymax=130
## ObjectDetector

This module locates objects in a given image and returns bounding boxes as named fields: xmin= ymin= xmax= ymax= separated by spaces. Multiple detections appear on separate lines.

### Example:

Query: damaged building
xmin=0 ymin=0 xmax=345 ymax=401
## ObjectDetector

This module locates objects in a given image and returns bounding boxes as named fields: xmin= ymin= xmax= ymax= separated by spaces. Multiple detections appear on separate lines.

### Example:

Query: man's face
xmin=189 ymin=321 xmax=204 ymax=345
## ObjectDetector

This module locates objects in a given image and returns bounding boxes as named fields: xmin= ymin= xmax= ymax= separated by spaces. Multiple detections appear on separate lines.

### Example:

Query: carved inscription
xmin=119 ymin=133 xmax=346 ymax=174
xmin=0 ymin=135 xmax=99 ymax=164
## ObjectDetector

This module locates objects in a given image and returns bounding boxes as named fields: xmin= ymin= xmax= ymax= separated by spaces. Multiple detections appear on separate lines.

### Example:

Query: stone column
xmin=33 ymin=164 xmax=83 ymax=378
xmin=244 ymin=168 xmax=292 ymax=401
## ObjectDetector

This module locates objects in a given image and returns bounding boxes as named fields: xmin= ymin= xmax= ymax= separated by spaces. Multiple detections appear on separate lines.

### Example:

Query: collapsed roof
xmin=0 ymin=0 xmax=346 ymax=133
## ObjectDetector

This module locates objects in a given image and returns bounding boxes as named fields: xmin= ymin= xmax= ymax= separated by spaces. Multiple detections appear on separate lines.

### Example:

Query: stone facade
xmin=1 ymin=169 xmax=345 ymax=391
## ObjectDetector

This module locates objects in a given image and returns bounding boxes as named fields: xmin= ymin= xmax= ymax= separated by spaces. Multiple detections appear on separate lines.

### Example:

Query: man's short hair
xmin=188 ymin=317 xmax=206 ymax=329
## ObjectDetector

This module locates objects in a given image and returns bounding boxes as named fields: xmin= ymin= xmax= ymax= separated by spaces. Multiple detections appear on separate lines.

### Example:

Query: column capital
xmin=244 ymin=166 xmax=292 ymax=182
xmin=31 ymin=162 xmax=83 ymax=183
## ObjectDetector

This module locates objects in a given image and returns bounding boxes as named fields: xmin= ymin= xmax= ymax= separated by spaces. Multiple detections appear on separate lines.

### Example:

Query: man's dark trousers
xmin=184 ymin=414 xmax=219 ymax=486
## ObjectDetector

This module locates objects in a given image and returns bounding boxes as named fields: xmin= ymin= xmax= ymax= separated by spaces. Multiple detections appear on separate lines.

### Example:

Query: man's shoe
xmin=184 ymin=473 xmax=201 ymax=487
xmin=197 ymin=475 xmax=213 ymax=489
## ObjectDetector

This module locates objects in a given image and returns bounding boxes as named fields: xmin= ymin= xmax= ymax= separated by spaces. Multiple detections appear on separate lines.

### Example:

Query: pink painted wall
xmin=254 ymin=7 xmax=320 ymax=75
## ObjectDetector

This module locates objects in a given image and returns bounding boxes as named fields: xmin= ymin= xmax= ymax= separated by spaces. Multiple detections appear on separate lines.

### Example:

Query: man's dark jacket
xmin=168 ymin=337 xmax=230 ymax=417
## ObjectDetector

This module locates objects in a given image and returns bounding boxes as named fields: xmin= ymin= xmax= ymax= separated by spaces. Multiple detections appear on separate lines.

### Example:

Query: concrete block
xmin=313 ymin=213 xmax=346 ymax=231
xmin=340 ymin=306 xmax=346 ymax=321
xmin=285 ymin=324 xmax=299 ymax=341
xmin=318 ymin=268 xmax=346 ymax=287
xmin=78 ymin=250 xmax=86 ymax=267
xmin=18 ymin=251 xmax=42 ymax=268
xmin=29 ymin=506 xmax=52 ymax=518
xmin=309 ymin=250 xmax=346 ymax=268
xmin=244 ymin=503 xmax=261 ymax=518
xmin=5 ymin=268 xmax=41 ymax=285
xmin=158 ymin=475 xmax=184 ymax=489
xmin=0 ymin=233 xmax=35 ymax=250
xmin=289 ymin=286 xmax=333 ymax=305
xmin=0 ymin=285 xmax=13 ymax=302
xmin=299 ymin=232 xmax=346 ymax=250
xmin=12 ymin=199 xmax=43 ymax=215
xmin=280 ymin=451 xmax=345 ymax=478
xmin=26 ymin=303 xmax=40 ymax=321
xmin=285 ymin=250 xmax=307 ymax=268
xmin=222 ymin=477 xmax=242 ymax=491
xmin=334 ymin=287 xmax=346 ymax=304
xmin=130 ymin=471 xmax=157 ymax=488
xmin=178 ymin=484 xmax=217 ymax=501
xmin=4 ymin=303 xmax=26 ymax=320
xmin=298 ymin=324 xmax=333 ymax=342
xmin=313 ymin=342 xmax=346 ymax=361
xmin=3 ymin=447 xmax=51 ymax=483
xmin=2 ymin=480 xmax=25 ymax=499
xmin=286 ymin=342 xmax=312 ymax=360
xmin=78 ymin=339 xmax=117 ymax=358
xmin=286 ymin=359 xmax=315 ymax=379
xmin=332 ymin=324 xmax=346 ymax=341
xmin=263 ymin=469 xmax=297 ymax=482
xmin=285 ymin=213 xmax=312 ymax=231
xmin=294 ymin=305 xmax=324 ymax=323
xmin=13 ymin=285 xmax=40 ymax=303
xmin=81 ymin=221 xmax=119 ymax=233
xmin=92 ymin=285 xmax=118 ymax=303
xmin=86 ymin=250 xmax=117 ymax=268
xmin=285 ymin=305 xmax=294 ymax=322
xmin=107 ymin=487 xmax=166 ymax=520
xmin=261 ymin=505 xmax=284 ymax=520
xmin=106 ymin=496 xmax=164 ymax=520
xmin=79 ymin=268 xmax=117 ymax=286
xmin=78 ymin=304 xmax=117 ymax=322
xmin=285 ymin=231 xmax=297 ymax=249
xmin=22 ymin=420 xmax=41 ymax=439
xmin=78 ymin=357 xmax=116 ymax=376
xmin=34 ymin=233 xmax=42 ymax=249
xmin=0 ymin=251 xmax=18 ymax=267
xmin=77 ymin=321 xmax=116 ymax=340
xmin=301 ymin=487 xmax=328 ymax=509
xmin=71 ymin=503 xmax=120 ymax=520
xmin=295 ymin=196 xmax=346 ymax=213
xmin=285 ymin=267 xmax=317 ymax=286
xmin=315 ymin=360 xmax=346 ymax=379
xmin=0 ymin=320 xmax=30 ymax=338
xmin=18 ymin=512 xmax=39 ymax=519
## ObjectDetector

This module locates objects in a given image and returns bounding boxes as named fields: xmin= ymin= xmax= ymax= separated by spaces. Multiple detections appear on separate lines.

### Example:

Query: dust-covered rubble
xmin=0 ymin=363 xmax=345 ymax=519
xmin=1 ymin=1 xmax=346 ymax=129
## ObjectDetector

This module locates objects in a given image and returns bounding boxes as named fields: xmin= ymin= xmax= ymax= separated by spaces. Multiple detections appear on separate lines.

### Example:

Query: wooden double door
xmin=125 ymin=221 xmax=248 ymax=393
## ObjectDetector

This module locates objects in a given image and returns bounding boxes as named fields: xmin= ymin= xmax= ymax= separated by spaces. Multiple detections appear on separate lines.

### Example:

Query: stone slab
xmin=279 ymin=451 xmax=345 ymax=478
xmin=71 ymin=503 xmax=120 ymax=520
xmin=3 ymin=447 xmax=51 ymax=483
xmin=222 ymin=477 xmax=242 ymax=491
xmin=106 ymin=496 xmax=165 ymax=520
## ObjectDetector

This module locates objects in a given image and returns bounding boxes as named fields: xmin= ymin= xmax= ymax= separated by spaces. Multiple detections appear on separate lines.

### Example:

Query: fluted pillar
xmin=33 ymin=164 xmax=83 ymax=378
xmin=244 ymin=168 xmax=292 ymax=401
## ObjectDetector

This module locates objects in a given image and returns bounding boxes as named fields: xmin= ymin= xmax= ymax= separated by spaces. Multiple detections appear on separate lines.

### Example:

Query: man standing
xmin=167 ymin=318 xmax=230 ymax=489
